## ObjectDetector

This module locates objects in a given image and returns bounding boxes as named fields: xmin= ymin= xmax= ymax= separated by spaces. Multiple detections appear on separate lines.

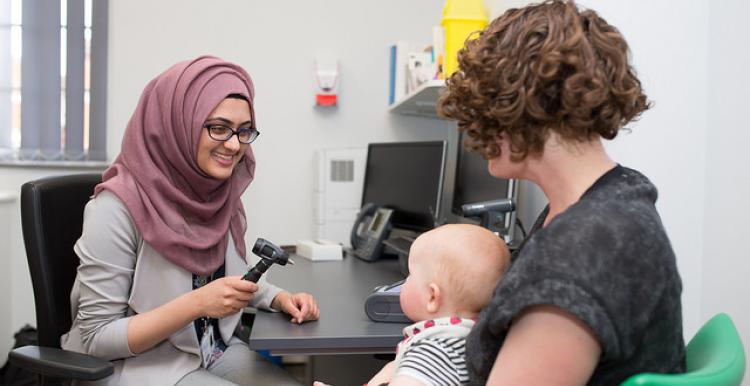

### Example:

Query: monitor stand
xmin=382 ymin=228 xmax=420 ymax=277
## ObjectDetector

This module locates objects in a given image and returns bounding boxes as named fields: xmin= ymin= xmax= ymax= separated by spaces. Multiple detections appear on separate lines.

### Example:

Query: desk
xmin=248 ymin=255 xmax=409 ymax=355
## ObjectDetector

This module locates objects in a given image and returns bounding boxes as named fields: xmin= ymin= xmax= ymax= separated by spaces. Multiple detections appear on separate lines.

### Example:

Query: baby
xmin=317 ymin=223 xmax=510 ymax=386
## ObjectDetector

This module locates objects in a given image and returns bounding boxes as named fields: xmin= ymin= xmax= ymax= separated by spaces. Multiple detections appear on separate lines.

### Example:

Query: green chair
xmin=621 ymin=313 xmax=746 ymax=386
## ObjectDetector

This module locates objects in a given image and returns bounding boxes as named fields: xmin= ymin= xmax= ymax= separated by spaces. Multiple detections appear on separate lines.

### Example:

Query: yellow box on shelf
xmin=441 ymin=0 xmax=488 ymax=77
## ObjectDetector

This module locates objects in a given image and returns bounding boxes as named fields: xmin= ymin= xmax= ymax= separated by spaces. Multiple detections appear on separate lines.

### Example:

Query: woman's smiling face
xmin=196 ymin=97 xmax=252 ymax=180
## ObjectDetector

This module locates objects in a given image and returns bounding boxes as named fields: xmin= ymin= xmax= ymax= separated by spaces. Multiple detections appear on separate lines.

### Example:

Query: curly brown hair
xmin=437 ymin=0 xmax=650 ymax=160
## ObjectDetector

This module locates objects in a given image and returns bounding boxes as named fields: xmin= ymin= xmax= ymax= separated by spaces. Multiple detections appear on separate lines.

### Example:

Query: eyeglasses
xmin=203 ymin=124 xmax=260 ymax=144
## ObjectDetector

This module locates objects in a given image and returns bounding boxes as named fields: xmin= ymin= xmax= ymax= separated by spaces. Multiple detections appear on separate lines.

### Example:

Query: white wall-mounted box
xmin=313 ymin=147 xmax=367 ymax=247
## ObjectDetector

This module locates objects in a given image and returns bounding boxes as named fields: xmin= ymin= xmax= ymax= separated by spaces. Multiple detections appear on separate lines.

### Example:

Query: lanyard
xmin=194 ymin=273 xmax=214 ymax=338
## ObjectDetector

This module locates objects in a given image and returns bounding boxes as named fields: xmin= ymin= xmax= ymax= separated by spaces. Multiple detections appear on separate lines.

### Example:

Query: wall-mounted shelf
xmin=388 ymin=80 xmax=445 ymax=119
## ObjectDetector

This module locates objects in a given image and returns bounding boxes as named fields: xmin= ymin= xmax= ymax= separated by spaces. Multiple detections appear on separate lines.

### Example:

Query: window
xmin=0 ymin=0 xmax=108 ymax=163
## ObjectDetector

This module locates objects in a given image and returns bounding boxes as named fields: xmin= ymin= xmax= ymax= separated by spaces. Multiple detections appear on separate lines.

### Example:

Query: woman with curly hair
xmin=438 ymin=1 xmax=685 ymax=385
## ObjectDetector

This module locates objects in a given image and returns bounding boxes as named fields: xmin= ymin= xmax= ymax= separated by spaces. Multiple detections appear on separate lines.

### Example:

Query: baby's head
xmin=400 ymin=224 xmax=510 ymax=322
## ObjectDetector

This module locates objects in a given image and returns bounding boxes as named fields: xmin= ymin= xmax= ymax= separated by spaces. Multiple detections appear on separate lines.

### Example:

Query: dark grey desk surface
xmin=248 ymin=254 xmax=409 ymax=355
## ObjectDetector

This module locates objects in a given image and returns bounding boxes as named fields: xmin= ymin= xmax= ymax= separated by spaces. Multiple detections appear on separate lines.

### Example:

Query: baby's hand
xmin=367 ymin=360 xmax=395 ymax=386
xmin=313 ymin=381 xmax=332 ymax=386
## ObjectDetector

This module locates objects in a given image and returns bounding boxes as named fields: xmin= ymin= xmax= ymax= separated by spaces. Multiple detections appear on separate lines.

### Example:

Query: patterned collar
xmin=394 ymin=316 xmax=477 ymax=361
xmin=401 ymin=316 xmax=476 ymax=340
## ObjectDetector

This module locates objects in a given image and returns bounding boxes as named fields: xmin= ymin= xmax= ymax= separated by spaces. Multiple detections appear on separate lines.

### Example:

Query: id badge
xmin=200 ymin=326 xmax=215 ymax=368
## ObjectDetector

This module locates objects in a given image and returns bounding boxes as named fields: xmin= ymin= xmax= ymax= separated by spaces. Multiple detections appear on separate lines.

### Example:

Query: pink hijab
xmin=95 ymin=56 xmax=256 ymax=276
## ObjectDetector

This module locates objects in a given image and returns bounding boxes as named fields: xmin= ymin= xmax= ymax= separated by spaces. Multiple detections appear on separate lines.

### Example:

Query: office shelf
xmin=388 ymin=79 xmax=445 ymax=119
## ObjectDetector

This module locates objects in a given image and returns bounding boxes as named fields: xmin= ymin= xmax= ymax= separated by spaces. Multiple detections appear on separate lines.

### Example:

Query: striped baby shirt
xmin=393 ymin=316 xmax=474 ymax=386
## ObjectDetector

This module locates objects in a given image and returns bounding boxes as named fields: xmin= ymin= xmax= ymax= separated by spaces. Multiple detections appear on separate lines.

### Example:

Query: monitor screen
xmin=361 ymin=141 xmax=446 ymax=232
xmin=452 ymin=132 xmax=512 ymax=215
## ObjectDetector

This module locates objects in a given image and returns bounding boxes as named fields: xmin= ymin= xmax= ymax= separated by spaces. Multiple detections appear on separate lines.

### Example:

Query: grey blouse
xmin=61 ymin=190 xmax=283 ymax=385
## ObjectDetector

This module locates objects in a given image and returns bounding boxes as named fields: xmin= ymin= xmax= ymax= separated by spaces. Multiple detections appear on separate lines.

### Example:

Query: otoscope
xmin=242 ymin=238 xmax=294 ymax=283
xmin=461 ymin=198 xmax=516 ymax=241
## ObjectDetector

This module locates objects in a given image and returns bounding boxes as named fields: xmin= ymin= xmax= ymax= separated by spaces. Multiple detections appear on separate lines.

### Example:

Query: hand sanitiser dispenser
xmin=314 ymin=56 xmax=339 ymax=106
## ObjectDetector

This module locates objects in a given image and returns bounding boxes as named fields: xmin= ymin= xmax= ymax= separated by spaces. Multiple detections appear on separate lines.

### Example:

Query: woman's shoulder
xmin=542 ymin=166 xmax=662 ymax=239
xmin=90 ymin=189 xmax=126 ymax=209
xmin=584 ymin=165 xmax=659 ymax=207
xmin=516 ymin=167 xmax=676 ymax=277
xmin=84 ymin=189 xmax=138 ymax=236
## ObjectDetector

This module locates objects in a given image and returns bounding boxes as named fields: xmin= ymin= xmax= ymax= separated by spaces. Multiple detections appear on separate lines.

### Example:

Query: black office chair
xmin=8 ymin=174 xmax=113 ymax=385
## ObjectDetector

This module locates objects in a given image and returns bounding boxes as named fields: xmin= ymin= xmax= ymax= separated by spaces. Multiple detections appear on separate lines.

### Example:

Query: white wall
xmin=587 ymin=0 xmax=709 ymax=341
xmin=0 ymin=191 xmax=16 ymax=366
xmin=704 ymin=1 xmax=750 ymax=381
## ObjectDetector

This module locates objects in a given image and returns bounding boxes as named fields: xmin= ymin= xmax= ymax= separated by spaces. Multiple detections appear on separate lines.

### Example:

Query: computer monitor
xmin=452 ymin=131 xmax=517 ymax=237
xmin=361 ymin=141 xmax=447 ymax=232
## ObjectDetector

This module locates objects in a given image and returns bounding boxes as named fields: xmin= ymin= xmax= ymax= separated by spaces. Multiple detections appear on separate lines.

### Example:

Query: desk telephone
xmin=350 ymin=203 xmax=394 ymax=261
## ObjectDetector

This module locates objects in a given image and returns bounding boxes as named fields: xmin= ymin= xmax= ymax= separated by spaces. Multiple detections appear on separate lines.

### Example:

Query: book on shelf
xmin=389 ymin=41 xmax=410 ymax=105
xmin=389 ymin=25 xmax=447 ymax=105
xmin=389 ymin=45 xmax=396 ymax=105
xmin=406 ymin=51 xmax=435 ymax=94
xmin=432 ymin=26 xmax=445 ymax=80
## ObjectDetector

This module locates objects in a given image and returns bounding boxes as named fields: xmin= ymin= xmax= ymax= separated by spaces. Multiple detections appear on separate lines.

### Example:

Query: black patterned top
xmin=466 ymin=165 xmax=686 ymax=385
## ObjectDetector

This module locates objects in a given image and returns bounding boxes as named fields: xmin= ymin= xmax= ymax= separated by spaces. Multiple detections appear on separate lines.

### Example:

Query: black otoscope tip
xmin=243 ymin=238 xmax=292 ymax=282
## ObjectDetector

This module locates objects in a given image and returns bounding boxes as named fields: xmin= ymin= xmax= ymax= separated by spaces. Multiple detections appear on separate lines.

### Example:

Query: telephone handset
xmin=350 ymin=202 xmax=378 ymax=249
xmin=350 ymin=203 xmax=394 ymax=262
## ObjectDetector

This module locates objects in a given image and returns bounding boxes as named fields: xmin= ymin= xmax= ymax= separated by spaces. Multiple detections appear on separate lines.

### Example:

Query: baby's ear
xmin=426 ymin=283 xmax=442 ymax=313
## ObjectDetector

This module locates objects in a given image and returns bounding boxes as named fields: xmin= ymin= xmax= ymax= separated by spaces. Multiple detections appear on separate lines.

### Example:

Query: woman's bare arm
xmin=486 ymin=305 xmax=601 ymax=386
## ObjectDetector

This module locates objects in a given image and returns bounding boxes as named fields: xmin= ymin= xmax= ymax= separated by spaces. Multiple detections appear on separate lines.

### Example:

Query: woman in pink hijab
xmin=61 ymin=56 xmax=318 ymax=386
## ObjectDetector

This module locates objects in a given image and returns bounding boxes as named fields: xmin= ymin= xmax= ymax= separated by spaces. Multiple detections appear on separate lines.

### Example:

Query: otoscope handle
xmin=242 ymin=259 xmax=273 ymax=283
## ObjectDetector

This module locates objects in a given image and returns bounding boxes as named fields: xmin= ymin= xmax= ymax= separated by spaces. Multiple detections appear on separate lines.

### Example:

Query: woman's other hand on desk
xmin=272 ymin=291 xmax=320 ymax=324
xmin=194 ymin=276 xmax=258 ymax=318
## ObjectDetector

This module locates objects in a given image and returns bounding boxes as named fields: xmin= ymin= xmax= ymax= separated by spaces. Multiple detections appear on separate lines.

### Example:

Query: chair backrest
xmin=684 ymin=313 xmax=746 ymax=385
xmin=621 ymin=312 xmax=746 ymax=386
xmin=20 ymin=173 xmax=101 ymax=348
